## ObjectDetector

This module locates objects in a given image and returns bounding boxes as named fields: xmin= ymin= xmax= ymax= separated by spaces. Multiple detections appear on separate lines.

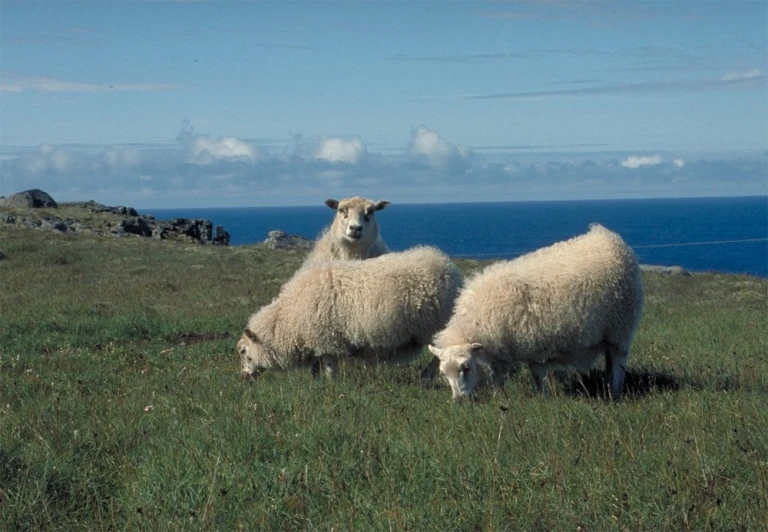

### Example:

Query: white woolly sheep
xmin=303 ymin=196 xmax=390 ymax=265
xmin=238 ymin=246 xmax=463 ymax=378
xmin=428 ymin=224 xmax=644 ymax=400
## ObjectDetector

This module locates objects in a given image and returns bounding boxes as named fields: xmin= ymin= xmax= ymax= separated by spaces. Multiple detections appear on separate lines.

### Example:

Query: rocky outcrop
xmin=0 ymin=190 xmax=230 ymax=246
xmin=641 ymin=264 xmax=692 ymax=276
xmin=0 ymin=189 xmax=58 ymax=208
xmin=150 ymin=218 xmax=230 ymax=245
xmin=114 ymin=217 xmax=154 ymax=237
xmin=263 ymin=230 xmax=313 ymax=250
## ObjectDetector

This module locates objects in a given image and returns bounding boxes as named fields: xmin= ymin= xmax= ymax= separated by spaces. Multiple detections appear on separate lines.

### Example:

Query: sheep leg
xmin=528 ymin=363 xmax=550 ymax=397
xmin=606 ymin=345 xmax=628 ymax=400
xmin=419 ymin=356 xmax=440 ymax=383
xmin=311 ymin=356 xmax=338 ymax=378
xmin=490 ymin=358 xmax=511 ymax=389
xmin=321 ymin=355 xmax=338 ymax=378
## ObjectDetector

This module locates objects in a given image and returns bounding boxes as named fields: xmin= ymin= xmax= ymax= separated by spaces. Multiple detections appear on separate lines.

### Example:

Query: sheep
xmin=428 ymin=223 xmax=644 ymax=400
xmin=303 ymin=196 xmax=390 ymax=265
xmin=238 ymin=246 xmax=463 ymax=378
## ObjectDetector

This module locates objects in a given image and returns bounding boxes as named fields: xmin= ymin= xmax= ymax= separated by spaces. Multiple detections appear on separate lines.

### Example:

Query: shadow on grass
xmin=561 ymin=367 xmax=680 ymax=400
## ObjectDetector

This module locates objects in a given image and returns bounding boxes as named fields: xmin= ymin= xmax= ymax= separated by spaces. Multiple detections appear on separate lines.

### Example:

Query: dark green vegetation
xmin=1 ymin=223 xmax=766 ymax=530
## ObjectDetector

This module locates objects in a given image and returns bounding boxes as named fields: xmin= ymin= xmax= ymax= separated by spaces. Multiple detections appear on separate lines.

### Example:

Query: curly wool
xmin=244 ymin=246 xmax=463 ymax=371
xmin=432 ymin=224 xmax=644 ymax=394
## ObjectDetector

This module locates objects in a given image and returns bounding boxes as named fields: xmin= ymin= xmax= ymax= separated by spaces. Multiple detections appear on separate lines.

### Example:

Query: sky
xmin=1 ymin=1 xmax=766 ymax=208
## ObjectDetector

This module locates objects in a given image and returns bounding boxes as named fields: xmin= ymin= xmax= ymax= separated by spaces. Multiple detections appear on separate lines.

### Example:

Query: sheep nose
xmin=349 ymin=224 xmax=362 ymax=232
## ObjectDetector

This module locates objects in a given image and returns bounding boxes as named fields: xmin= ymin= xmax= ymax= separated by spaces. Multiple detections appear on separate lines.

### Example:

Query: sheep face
xmin=325 ymin=197 xmax=389 ymax=247
xmin=238 ymin=328 xmax=272 ymax=378
xmin=428 ymin=343 xmax=485 ymax=399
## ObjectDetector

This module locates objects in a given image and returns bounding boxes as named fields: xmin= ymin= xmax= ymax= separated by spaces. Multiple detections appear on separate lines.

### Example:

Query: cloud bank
xmin=1 ymin=125 xmax=764 ymax=208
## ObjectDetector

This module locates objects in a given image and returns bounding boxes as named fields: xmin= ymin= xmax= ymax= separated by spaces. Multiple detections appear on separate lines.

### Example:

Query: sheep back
xmin=433 ymin=223 xmax=644 ymax=368
xmin=252 ymin=246 xmax=462 ymax=367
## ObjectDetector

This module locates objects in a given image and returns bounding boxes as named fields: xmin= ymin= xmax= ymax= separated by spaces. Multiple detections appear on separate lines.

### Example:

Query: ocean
xmin=145 ymin=196 xmax=768 ymax=278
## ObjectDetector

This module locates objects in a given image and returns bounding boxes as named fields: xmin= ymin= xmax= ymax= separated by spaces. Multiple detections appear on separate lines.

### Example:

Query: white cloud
xmin=102 ymin=147 xmax=141 ymax=169
xmin=621 ymin=154 xmax=663 ymax=169
xmin=315 ymin=137 xmax=366 ymax=164
xmin=1 ymin=127 xmax=765 ymax=208
xmin=0 ymin=73 xmax=180 ymax=93
xmin=721 ymin=68 xmax=763 ymax=82
xmin=187 ymin=135 xmax=259 ymax=165
xmin=407 ymin=126 xmax=473 ymax=169
xmin=18 ymin=144 xmax=74 ymax=175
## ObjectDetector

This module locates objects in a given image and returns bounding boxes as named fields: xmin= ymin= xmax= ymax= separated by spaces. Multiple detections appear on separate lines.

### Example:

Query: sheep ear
xmin=470 ymin=343 xmax=484 ymax=352
xmin=428 ymin=345 xmax=445 ymax=359
xmin=244 ymin=328 xmax=258 ymax=342
xmin=374 ymin=200 xmax=390 ymax=211
xmin=325 ymin=199 xmax=339 ymax=210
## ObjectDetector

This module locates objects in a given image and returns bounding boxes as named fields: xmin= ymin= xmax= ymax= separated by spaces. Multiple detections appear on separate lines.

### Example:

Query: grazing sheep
xmin=428 ymin=224 xmax=644 ymax=400
xmin=238 ymin=246 xmax=463 ymax=378
xmin=303 ymin=196 xmax=390 ymax=265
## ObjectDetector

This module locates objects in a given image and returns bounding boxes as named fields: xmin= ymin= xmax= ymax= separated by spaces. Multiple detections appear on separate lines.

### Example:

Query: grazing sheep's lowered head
xmin=325 ymin=196 xmax=389 ymax=248
xmin=428 ymin=224 xmax=644 ymax=401
xmin=238 ymin=327 xmax=338 ymax=379
xmin=238 ymin=328 xmax=270 ymax=378
xmin=428 ymin=343 xmax=499 ymax=399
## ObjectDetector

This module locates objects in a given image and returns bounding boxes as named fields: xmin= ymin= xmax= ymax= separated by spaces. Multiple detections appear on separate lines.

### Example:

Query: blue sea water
xmin=146 ymin=196 xmax=768 ymax=277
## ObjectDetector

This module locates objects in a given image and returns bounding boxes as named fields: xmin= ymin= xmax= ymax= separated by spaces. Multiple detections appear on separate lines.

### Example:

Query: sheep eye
xmin=461 ymin=362 xmax=471 ymax=373
xmin=364 ymin=215 xmax=370 ymax=222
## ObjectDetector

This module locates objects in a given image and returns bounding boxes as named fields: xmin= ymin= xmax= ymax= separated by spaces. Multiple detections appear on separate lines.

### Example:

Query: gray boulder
xmin=641 ymin=264 xmax=691 ymax=276
xmin=40 ymin=218 xmax=70 ymax=232
xmin=263 ymin=230 xmax=313 ymax=250
xmin=2 ymin=189 xmax=58 ymax=208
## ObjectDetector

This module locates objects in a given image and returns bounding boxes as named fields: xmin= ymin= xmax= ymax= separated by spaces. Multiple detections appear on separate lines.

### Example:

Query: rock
xmin=3 ymin=189 xmax=58 ymax=208
xmin=114 ymin=217 xmax=153 ymax=237
xmin=0 ymin=194 xmax=230 ymax=246
xmin=213 ymin=225 xmax=231 ymax=246
xmin=153 ymin=218 xmax=213 ymax=243
xmin=264 ymin=230 xmax=314 ymax=250
xmin=23 ymin=218 xmax=42 ymax=229
xmin=641 ymin=264 xmax=691 ymax=276
xmin=89 ymin=204 xmax=139 ymax=216
xmin=40 ymin=218 xmax=70 ymax=232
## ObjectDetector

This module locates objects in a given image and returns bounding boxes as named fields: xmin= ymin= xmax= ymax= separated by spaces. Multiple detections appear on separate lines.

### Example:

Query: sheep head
xmin=238 ymin=328 xmax=274 ymax=378
xmin=325 ymin=196 xmax=389 ymax=247
xmin=428 ymin=343 xmax=486 ymax=399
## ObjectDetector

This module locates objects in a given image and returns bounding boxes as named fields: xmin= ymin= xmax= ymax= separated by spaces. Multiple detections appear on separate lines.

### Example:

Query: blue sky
xmin=1 ymin=1 xmax=766 ymax=208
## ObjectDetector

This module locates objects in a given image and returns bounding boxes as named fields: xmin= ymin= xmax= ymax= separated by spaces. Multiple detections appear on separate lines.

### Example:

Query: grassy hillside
xmin=1 ymin=224 xmax=766 ymax=530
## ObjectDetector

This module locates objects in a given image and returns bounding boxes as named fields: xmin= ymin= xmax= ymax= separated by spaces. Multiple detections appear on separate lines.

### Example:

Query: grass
xmin=1 ymin=224 xmax=766 ymax=530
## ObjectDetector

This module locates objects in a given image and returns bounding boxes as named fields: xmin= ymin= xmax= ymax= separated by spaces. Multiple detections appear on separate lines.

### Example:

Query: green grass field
xmin=1 ymin=225 xmax=766 ymax=530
